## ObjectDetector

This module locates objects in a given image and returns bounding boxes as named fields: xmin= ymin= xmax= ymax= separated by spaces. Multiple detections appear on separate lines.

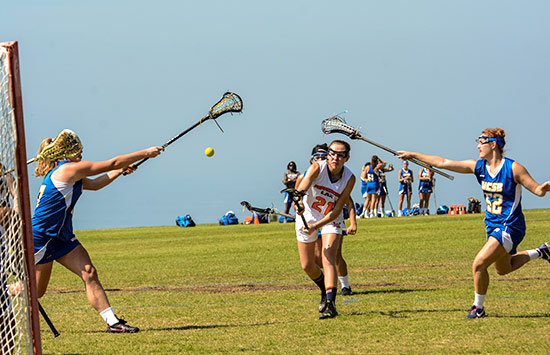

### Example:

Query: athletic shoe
xmin=319 ymin=300 xmax=338 ymax=319
xmin=537 ymin=243 xmax=550 ymax=263
xmin=465 ymin=305 xmax=486 ymax=319
xmin=319 ymin=293 xmax=328 ymax=313
xmin=341 ymin=287 xmax=353 ymax=296
xmin=107 ymin=319 xmax=140 ymax=333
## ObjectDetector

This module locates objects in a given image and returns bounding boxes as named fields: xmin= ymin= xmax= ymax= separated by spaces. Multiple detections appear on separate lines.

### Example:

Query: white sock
xmin=339 ymin=275 xmax=350 ymax=289
xmin=100 ymin=307 xmax=119 ymax=326
xmin=473 ymin=293 xmax=486 ymax=308
xmin=527 ymin=249 xmax=540 ymax=260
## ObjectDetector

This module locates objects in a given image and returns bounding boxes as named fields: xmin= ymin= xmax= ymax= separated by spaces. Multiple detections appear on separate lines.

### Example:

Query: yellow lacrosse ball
xmin=205 ymin=147 xmax=214 ymax=157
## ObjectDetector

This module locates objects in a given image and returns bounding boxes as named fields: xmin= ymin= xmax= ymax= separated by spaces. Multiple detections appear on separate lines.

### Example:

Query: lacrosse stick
xmin=382 ymin=185 xmax=396 ymax=217
xmin=321 ymin=116 xmax=454 ymax=180
xmin=38 ymin=301 xmax=60 ymax=337
xmin=432 ymin=177 xmax=438 ymax=209
xmin=280 ymin=188 xmax=309 ymax=228
xmin=240 ymin=201 xmax=296 ymax=219
xmin=125 ymin=92 xmax=243 ymax=174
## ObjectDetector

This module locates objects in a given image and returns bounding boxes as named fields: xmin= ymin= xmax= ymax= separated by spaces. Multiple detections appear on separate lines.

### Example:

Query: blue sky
xmin=2 ymin=1 xmax=549 ymax=229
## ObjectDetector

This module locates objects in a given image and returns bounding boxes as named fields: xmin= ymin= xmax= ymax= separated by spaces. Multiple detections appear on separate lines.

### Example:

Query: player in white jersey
xmin=399 ymin=128 xmax=550 ymax=319
xmin=297 ymin=144 xmax=357 ymax=297
xmin=293 ymin=140 xmax=355 ymax=319
xmin=31 ymin=130 xmax=163 ymax=333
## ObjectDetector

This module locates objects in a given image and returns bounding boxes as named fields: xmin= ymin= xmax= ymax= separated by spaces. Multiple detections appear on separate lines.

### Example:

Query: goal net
xmin=0 ymin=41 xmax=41 ymax=355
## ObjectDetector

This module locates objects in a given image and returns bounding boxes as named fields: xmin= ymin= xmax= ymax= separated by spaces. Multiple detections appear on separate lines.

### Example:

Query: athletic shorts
xmin=378 ymin=183 xmax=387 ymax=196
xmin=283 ymin=192 xmax=291 ymax=204
xmin=296 ymin=219 xmax=344 ymax=243
xmin=399 ymin=184 xmax=411 ymax=195
xmin=486 ymin=225 xmax=525 ymax=255
xmin=34 ymin=235 xmax=81 ymax=264
xmin=366 ymin=182 xmax=379 ymax=195
xmin=418 ymin=185 xmax=432 ymax=194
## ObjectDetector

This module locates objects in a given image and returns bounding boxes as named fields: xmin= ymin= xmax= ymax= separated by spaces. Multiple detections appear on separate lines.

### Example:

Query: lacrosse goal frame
xmin=1 ymin=41 xmax=42 ymax=355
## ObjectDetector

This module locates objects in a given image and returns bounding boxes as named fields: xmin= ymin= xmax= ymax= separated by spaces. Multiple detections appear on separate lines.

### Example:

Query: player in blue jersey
xmin=398 ymin=128 xmax=550 ymax=319
xmin=418 ymin=167 xmax=434 ymax=215
xmin=376 ymin=162 xmax=394 ymax=216
xmin=360 ymin=156 xmax=384 ymax=218
xmin=32 ymin=130 xmax=163 ymax=333
xmin=397 ymin=161 xmax=413 ymax=216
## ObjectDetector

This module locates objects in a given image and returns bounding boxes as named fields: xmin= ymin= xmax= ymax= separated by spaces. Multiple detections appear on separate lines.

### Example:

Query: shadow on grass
xmin=87 ymin=321 xmax=281 ymax=334
xmin=349 ymin=308 xmax=464 ymax=318
xmin=492 ymin=313 xmax=550 ymax=319
xmin=352 ymin=287 xmax=436 ymax=295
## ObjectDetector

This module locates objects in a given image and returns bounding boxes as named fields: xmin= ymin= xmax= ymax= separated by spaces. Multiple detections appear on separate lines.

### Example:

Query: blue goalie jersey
xmin=32 ymin=162 xmax=83 ymax=242
xmin=474 ymin=158 xmax=525 ymax=233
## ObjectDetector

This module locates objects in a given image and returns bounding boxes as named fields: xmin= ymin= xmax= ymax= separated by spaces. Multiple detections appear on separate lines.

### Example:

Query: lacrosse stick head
xmin=35 ymin=129 xmax=83 ymax=162
xmin=209 ymin=92 xmax=243 ymax=119
xmin=240 ymin=201 xmax=252 ymax=211
xmin=321 ymin=116 xmax=360 ymax=140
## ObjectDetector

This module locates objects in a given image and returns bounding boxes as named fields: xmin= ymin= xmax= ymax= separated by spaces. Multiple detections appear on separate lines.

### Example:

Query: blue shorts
xmin=34 ymin=235 xmax=81 ymax=264
xmin=486 ymin=225 xmax=525 ymax=255
xmin=378 ymin=183 xmax=387 ymax=196
xmin=366 ymin=182 xmax=379 ymax=194
xmin=399 ymin=184 xmax=411 ymax=195
xmin=418 ymin=184 xmax=432 ymax=194
xmin=283 ymin=192 xmax=291 ymax=204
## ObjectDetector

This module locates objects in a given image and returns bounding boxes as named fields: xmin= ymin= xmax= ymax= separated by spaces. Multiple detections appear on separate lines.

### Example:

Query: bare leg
xmin=35 ymin=262 xmax=54 ymax=298
xmin=56 ymin=245 xmax=111 ymax=312
xmin=298 ymin=241 xmax=322 ymax=280
xmin=321 ymin=234 xmax=342 ymax=290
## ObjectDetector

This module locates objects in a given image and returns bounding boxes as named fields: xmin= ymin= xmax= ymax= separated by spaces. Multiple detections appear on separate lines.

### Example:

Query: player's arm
xmin=346 ymin=196 xmax=357 ymax=235
xmin=304 ymin=175 xmax=356 ymax=232
xmin=513 ymin=162 xmax=550 ymax=197
xmin=398 ymin=151 xmax=476 ymax=174
xmin=57 ymin=147 xmax=163 ymax=183
xmin=360 ymin=166 xmax=368 ymax=181
xmin=82 ymin=166 xmax=137 ymax=191
xmin=385 ymin=163 xmax=394 ymax=172
xmin=294 ymin=162 xmax=320 ymax=214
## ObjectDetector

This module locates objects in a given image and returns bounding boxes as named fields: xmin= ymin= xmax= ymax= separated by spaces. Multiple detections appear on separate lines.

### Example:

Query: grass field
xmin=38 ymin=210 xmax=550 ymax=354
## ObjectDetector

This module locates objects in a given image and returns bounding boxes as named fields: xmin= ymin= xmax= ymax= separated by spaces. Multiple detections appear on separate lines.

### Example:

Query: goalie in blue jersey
xmin=31 ymin=129 xmax=163 ymax=333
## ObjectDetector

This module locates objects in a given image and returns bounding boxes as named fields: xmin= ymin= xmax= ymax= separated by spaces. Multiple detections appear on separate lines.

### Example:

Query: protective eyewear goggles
xmin=312 ymin=152 xmax=327 ymax=161
xmin=328 ymin=148 xmax=348 ymax=159
xmin=476 ymin=136 xmax=504 ymax=147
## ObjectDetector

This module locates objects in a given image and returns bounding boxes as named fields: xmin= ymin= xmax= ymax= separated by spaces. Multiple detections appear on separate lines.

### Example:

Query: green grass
xmin=39 ymin=210 xmax=550 ymax=354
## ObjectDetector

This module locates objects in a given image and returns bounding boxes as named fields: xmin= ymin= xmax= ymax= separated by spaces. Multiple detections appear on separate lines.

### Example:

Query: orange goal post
xmin=0 ymin=41 xmax=42 ymax=355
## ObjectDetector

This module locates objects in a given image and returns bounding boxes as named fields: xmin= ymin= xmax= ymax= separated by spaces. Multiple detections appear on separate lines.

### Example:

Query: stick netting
xmin=0 ymin=45 xmax=33 ymax=355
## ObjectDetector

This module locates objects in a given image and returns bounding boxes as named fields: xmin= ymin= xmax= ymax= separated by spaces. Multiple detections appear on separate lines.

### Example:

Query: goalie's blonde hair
xmin=34 ymin=138 xmax=56 ymax=176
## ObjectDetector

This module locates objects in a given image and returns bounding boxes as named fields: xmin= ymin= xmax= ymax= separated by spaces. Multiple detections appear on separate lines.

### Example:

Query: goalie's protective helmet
xmin=41 ymin=129 xmax=83 ymax=161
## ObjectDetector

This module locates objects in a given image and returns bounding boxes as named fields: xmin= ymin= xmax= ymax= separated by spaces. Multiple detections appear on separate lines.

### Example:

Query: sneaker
xmin=319 ymin=293 xmax=327 ymax=313
xmin=465 ymin=305 xmax=486 ymax=319
xmin=341 ymin=287 xmax=353 ymax=296
xmin=319 ymin=300 xmax=338 ymax=319
xmin=537 ymin=243 xmax=550 ymax=262
xmin=107 ymin=319 xmax=140 ymax=333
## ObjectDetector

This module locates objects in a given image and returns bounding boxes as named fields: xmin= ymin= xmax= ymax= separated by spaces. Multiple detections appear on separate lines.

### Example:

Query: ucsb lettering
xmin=481 ymin=181 xmax=503 ymax=193
xmin=481 ymin=181 xmax=503 ymax=214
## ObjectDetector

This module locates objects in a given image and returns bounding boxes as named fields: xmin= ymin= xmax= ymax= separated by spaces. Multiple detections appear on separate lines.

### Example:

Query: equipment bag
xmin=219 ymin=211 xmax=239 ymax=225
xmin=176 ymin=215 xmax=196 ymax=228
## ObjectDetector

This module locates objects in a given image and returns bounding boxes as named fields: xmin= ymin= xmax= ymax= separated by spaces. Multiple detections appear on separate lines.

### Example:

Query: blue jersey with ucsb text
xmin=474 ymin=158 xmax=525 ymax=232
xmin=32 ymin=162 xmax=83 ymax=242
xmin=418 ymin=168 xmax=433 ymax=191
